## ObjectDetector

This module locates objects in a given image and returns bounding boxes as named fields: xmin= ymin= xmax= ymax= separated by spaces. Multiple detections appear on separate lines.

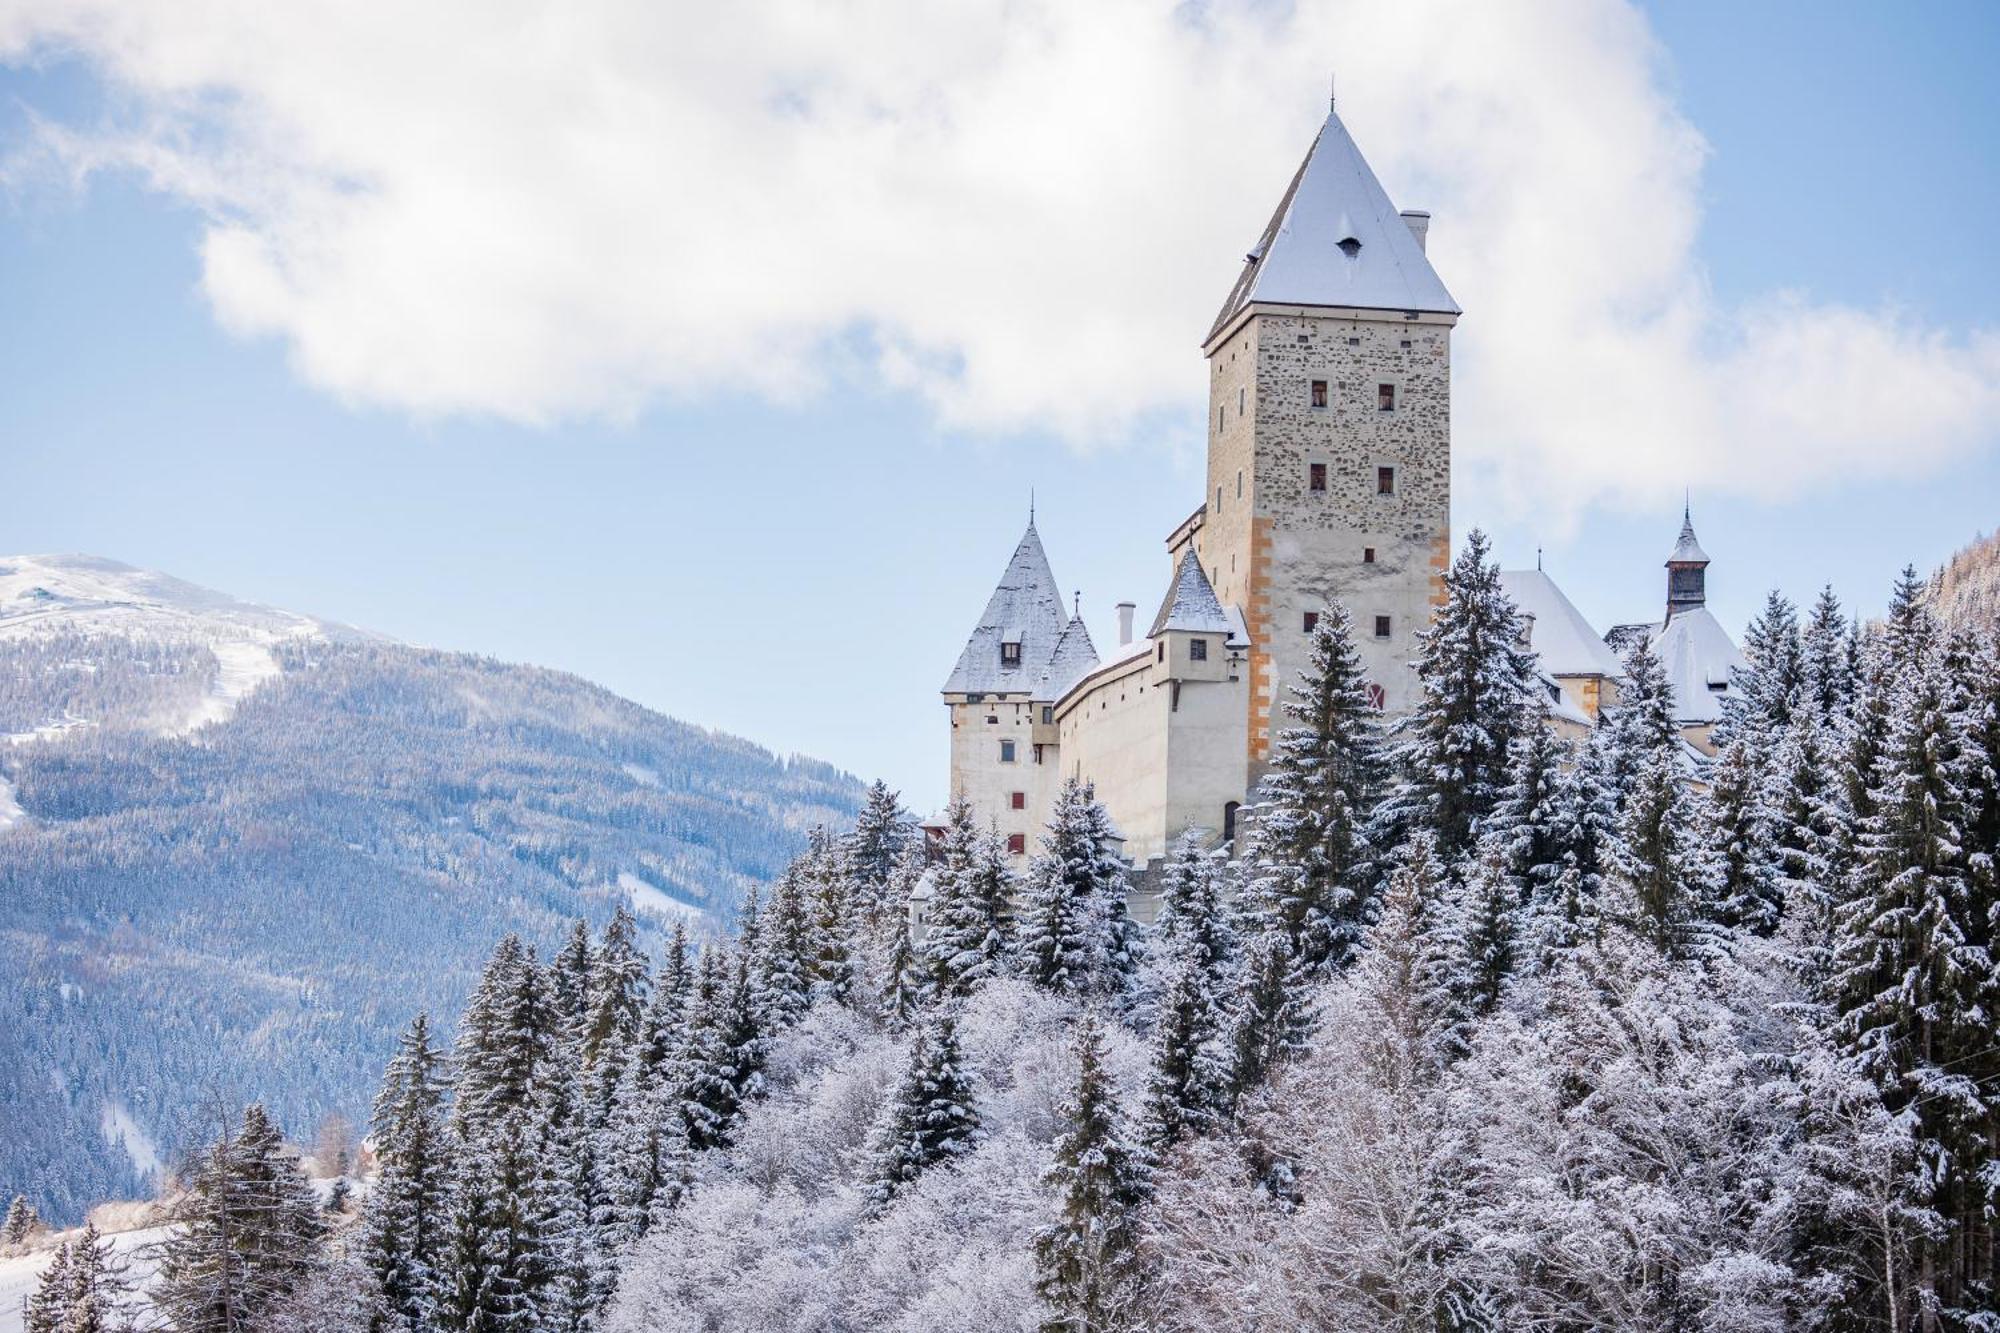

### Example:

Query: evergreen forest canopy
xmin=17 ymin=531 xmax=2000 ymax=1333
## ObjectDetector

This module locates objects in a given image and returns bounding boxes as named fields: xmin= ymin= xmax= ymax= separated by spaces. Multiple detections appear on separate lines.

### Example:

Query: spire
xmin=1206 ymin=104 xmax=1458 ymax=346
xmin=1664 ymin=504 xmax=1711 ymax=623
xmin=942 ymin=522 xmax=1069 ymax=695
xmin=1149 ymin=549 xmax=1234 ymax=637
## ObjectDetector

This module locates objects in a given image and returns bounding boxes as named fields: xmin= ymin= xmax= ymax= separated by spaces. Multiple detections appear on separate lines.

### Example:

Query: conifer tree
xmin=864 ymin=1010 xmax=983 ymax=1213
xmin=1225 ymin=932 xmax=1313 ymax=1103
xmin=1355 ymin=835 xmax=1461 ymax=1077
xmin=546 ymin=919 xmax=596 ymax=1046
xmin=756 ymin=859 xmax=819 ymax=1029
xmin=1767 ymin=713 xmax=1848 ymax=965
xmin=582 ymin=906 xmax=647 ymax=1072
xmin=1245 ymin=603 xmax=1385 ymax=972
xmin=531 ymin=1056 xmax=605 ymax=1331
xmin=1139 ymin=935 xmax=1230 ymax=1152
xmin=154 ymin=1104 xmax=327 ymax=1333
xmin=1599 ymin=640 xmax=1680 ymax=808
xmin=1446 ymin=839 xmax=1518 ymax=1028
xmin=359 ymin=1013 xmax=453 ymax=1332
xmin=845 ymin=780 xmax=914 ymax=928
xmin=1377 ymin=530 xmax=1540 ymax=861
xmin=1799 ymin=584 xmax=1855 ymax=725
xmin=1151 ymin=830 xmax=1236 ymax=984
xmin=1607 ymin=744 xmax=1714 ymax=959
xmin=1537 ymin=728 xmax=1618 ymax=917
xmin=1019 ymin=780 xmax=1138 ymax=1000
xmin=639 ymin=921 xmax=691 ymax=1074
xmin=435 ymin=1106 xmax=548 ymax=1333
xmin=24 ymin=1224 xmax=129 ymax=1333
xmin=877 ymin=898 xmax=926 ymax=1030
xmin=678 ymin=943 xmax=766 ymax=1152
xmin=1704 ymin=735 xmax=1785 ymax=936
xmin=450 ymin=934 xmax=551 ymax=1137
xmin=1036 ymin=1017 xmax=1150 ymax=1333
xmin=923 ymin=799 xmax=1016 ymax=999
xmin=1718 ymin=589 xmax=1803 ymax=746
xmin=806 ymin=831 xmax=859 ymax=1007
xmin=2 ymin=1193 xmax=36 ymax=1248
xmin=1485 ymin=716 xmax=1572 ymax=904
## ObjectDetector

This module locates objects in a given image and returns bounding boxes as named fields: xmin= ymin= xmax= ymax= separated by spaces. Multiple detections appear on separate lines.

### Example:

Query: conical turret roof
xmin=1669 ymin=506 xmax=1710 ymax=565
xmin=1207 ymin=108 xmax=1458 ymax=345
xmin=1150 ymin=549 xmax=1234 ymax=637
xmin=942 ymin=521 xmax=1070 ymax=695
xmin=1034 ymin=612 xmax=1101 ymax=702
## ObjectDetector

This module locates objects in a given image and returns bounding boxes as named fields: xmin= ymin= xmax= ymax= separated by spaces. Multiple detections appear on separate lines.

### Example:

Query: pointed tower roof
xmin=1034 ymin=612 xmax=1101 ymax=701
xmin=1668 ymin=505 xmax=1710 ymax=565
xmin=1207 ymin=108 xmax=1458 ymax=345
xmin=1150 ymin=549 xmax=1234 ymax=637
xmin=942 ymin=521 xmax=1070 ymax=695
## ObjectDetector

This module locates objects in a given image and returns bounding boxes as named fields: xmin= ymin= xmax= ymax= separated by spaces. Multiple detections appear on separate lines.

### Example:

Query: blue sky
xmin=1 ymin=0 xmax=1995 ymax=812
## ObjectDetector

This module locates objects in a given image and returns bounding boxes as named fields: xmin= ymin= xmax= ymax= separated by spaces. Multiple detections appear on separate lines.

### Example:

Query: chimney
xmin=1400 ymin=210 xmax=1431 ymax=253
xmin=1115 ymin=602 xmax=1135 ymax=646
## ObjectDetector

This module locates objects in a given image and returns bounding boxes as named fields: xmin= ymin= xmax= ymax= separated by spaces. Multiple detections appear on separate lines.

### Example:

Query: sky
xmin=1 ymin=0 xmax=1995 ymax=813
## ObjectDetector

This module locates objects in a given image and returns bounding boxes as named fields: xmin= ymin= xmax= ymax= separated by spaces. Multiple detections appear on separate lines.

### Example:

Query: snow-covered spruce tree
xmin=924 ymin=798 xmax=1016 ymax=999
xmin=877 ymin=888 xmax=927 ymax=1030
xmin=1766 ymin=712 xmax=1850 ymax=980
xmin=1800 ymin=584 xmax=1857 ymax=726
xmin=1036 ymin=1016 xmax=1150 ymax=1333
xmin=449 ymin=933 xmax=551 ymax=1137
xmin=2 ymin=1193 xmax=36 ymax=1249
xmin=678 ymin=942 xmax=767 ymax=1153
xmin=1949 ymin=627 xmax=2000 ymax=877
xmin=806 ymin=830 xmax=859 ymax=1007
xmin=1484 ymin=712 xmax=1571 ymax=905
xmin=1376 ymin=530 xmax=1539 ymax=863
xmin=1599 ymin=639 xmax=1681 ymax=810
xmin=547 ymin=918 xmax=596 ymax=1046
xmin=1019 ymin=779 xmax=1139 ymax=1001
xmin=1139 ymin=933 xmax=1231 ymax=1153
xmin=24 ymin=1224 xmax=130 ymax=1333
xmin=532 ymin=1053 xmax=605 ymax=1332
xmin=1526 ymin=728 xmax=1619 ymax=941
xmin=435 ymin=1106 xmax=550 ymax=1333
xmin=864 ymin=1008 xmax=983 ymax=1214
xmin=1150 ymin=830 xmax=1235 ymax=979
xmin=1244 ymin=602 xmax=1386 ymax=973
xmin=154 ymin=1104 xmax=327 ymax=1333
xmin=755 ymin=857 xmax=818 ymax=1031
xmin=600 ymin=921 xmax=695 ymax=1251
xmin=1703 ymin=735 xmax=1785 ymax=936
xmin=845 ymin=779 xmax=915 ymax=929
xmin=358 ymin=1013 xmax=454 ymax=1332
xmin=1839 ymin=568 xmax=1940 ymax=871
xmin=639 ymin=920 xmax=691 ymax=1074
xmin=1716 ymin=589 xmax=1804 ymax=748
xmin=1831 ymin=643 xmax=1998 ymax=1320
xmin=1225 ymin=930 xmax=1313 ymax=1104
xmin=1445 ymin=839 xmax=1518 ymax=1032
xmin=1607 ymin=742 xmax=1716 ymax=959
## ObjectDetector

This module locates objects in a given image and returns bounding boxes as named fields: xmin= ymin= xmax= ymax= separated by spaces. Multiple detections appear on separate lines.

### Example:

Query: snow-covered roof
xmin=1150 ymin=550 xmax=1234 ymax=637
xmin=1207 ymin=109 xmax=1458 ymax=344
xmin=1669 ymin=508 xmax=1710 ymax=565
xmin=1500 ymin=569 xmax=1624 ymax=680
xmin=1649 ymin=605 xmax=1744 ymax=725
xmin=942 ymin=522 xmax=1070 ymax=695
xmin=1034 ymin=613 xmax=1101 ymax=702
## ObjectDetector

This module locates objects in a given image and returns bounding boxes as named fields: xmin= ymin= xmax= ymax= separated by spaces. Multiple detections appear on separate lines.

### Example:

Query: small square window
xmin=986 ymin=714 xmax=999 ymax=725
xmin=1310 ymin=379 xmax=1328 ymax=408
xmin=1000 ymin=641 xmax=1022 ymax=667
xmin=1374 ymin=615 xmax=1392 ymax=639
xmin=1041 ymin=705 xmax=1053 ymax=724
xmin=1189 ymin=639 xmax=1208 ymax=661
xmin=1006 ymin=833 xmax=1026 ymax=855
xmin=1399 ymin=339 xmax=1412 ymax=349
xmin=1010 ymin=791 xmax=1026 ymax=810
xmin=1303 ymin=611 xmax=1319 ymax=634
xmin=1309 ymin=462 xmax=1327 ymax=493
xmin=1000 ymin=739 xmax=1017 ymax=763
xmin=1363 ymin=547 xmax=1376 ymax=563
xmin=1347 ymin=336 xmax=1361 ymax=347
xmin=1376 ymin=466 xmax=1396 ymax=496
xmin=1377 ymin=383 xmax=1396 ymax=412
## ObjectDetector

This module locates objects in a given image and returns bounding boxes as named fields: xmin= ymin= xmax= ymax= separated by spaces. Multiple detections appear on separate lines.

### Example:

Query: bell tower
xmin=1192 ymin=101 xmax=1459 ymax=775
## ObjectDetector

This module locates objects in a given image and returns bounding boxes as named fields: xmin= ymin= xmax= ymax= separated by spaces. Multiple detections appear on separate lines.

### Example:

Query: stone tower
xmin=1188 ymin=103 xmax=1458 ymax=776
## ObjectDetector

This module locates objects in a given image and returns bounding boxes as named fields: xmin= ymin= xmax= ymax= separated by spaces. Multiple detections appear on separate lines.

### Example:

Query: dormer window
xmin=1337 ymin=236 xmax=1361 ymax=258
xmin=1000 ymin=641 xmax=1023 ymax=667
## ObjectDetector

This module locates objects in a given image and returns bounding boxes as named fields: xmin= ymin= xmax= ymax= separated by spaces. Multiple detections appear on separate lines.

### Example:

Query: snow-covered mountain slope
xmin=0 ymin=555 xmax=864 ymax=1223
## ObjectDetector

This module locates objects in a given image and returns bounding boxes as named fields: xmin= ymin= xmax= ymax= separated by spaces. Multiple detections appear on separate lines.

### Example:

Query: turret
xmin=1665 ymin=505 xmax=1710 ymax=624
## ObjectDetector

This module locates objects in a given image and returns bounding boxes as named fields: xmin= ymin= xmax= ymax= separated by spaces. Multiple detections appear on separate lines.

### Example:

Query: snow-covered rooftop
xmin=1669 ymin=509 xmax=1710 ymax=565
xmin=942 ymin=522 xmax=1070 ymax=695
xmin=1034 ymin=613 xmax=1101 ymax=702
xmin=1649 ymin=605 xmax=1744 ymax=725
xmin=1207 ymin=109 xmax=1458 ymax=344
xmin=1500 ymin=569 xmax=1625 ymax=680
xmin=1150 ymin=550 xmax=1235 ymax=637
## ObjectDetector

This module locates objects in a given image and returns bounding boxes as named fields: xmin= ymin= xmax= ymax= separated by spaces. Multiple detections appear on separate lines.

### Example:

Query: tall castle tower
xmin=1186 ymin=102 xmax=1458 ymax=775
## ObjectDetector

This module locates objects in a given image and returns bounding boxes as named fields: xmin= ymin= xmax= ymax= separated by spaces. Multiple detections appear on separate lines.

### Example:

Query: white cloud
xmin=3 ymin=0 xmax=1995 ymax=517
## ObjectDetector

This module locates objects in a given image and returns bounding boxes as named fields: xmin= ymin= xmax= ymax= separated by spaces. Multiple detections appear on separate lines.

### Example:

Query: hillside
xmin=1925 ymin=530 xmax=2000 ymax=634
xmin=0 ymin=555 xmax=864 ymax=1221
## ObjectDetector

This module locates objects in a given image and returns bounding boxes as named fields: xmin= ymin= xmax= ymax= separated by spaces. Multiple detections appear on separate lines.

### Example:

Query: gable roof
xmin=1150 ymin=549 xmax=1234 ymax=637
xmin=942 ymin=521 xmax=1069 ymax=695
xmin=1650 ymin=605 xmax=1744 ymax=725
xmin=1500 ymin=569 xmax=1625 ymax=680
xmin=1207 ymin=109 xmax=1458 ymax=345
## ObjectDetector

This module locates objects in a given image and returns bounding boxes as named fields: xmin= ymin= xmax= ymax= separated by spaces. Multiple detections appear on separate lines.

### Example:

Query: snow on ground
xmin=619 ymin=871 xmax=703 ymax=925
xmin=98 ymin=1102 xmax=164 ymax=1183
xmin=171 ymin=639 xmax=282 ymax=736
xmin=621 ymin=762 xmax=663 ymax=788
xmin=0 ymin=774 xmax=20 ymax=831
xmin=0 ymin=1225 xmax=168 ymax=1333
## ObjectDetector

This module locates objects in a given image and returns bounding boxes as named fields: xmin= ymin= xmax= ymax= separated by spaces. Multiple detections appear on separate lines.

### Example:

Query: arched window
xmin=1223 ymin=801 xmax=1241 ymax=844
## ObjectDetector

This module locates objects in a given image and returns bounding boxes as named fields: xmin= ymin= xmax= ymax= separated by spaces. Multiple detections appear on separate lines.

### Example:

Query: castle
xmin=940 ymin=100 xmax=1745 ymax=869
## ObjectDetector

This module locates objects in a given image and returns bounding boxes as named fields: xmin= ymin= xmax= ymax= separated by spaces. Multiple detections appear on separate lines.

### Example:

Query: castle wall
xmin=946 ymin=696 xmax=1061 ymax=859
xmin=1202 ymin=308 xmax=1454 ymax=781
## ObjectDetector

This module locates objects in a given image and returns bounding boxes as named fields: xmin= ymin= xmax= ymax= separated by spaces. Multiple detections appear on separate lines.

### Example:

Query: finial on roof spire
xmin=1329 ymin=70 xmax=1336 ymax=112
xmin=1537 ymin=546 xmax=1543 ymax=572
xmin=1073 ymin=590 xmax=1080 ymax=618
xmin=1029 ymin=488 xmax=1036 ymax=526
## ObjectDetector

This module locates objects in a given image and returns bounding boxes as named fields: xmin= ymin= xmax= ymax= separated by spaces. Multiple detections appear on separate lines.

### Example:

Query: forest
xmin=17 ymin=530 xmax=2000 ymax=1331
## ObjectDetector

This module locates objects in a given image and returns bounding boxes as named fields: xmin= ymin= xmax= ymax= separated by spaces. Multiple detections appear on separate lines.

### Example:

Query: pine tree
xmin=864 ymin=1009 xmax=983 ymax=1213
xmin=2 ymin=1193 xmax=36 ymax=1248
xmin=1800 ymin=585 xmax=1855 ymax=726
xmin=1354 ymin=835 xmax=1460 ymax=1079
xmin=1245 ymin=603 xmax=1386 ymax=972
xmin=1447 ymin=838 xmax=1518 ymax=1029
xmin=1537 ymin=728 xmax=1618 ymax=918
xmin=845 ymin=780 xmax=914 ymax=928
xmin=1225 ymin=931 xmax=1313 ymax=1103
xmin=1599 ymin=640 xmax=1680 ymax=809
xmin=1139 ymin=935 xmax=1230 ymax=1152
xmin=755 ymin=858 xmax=818 ymax=1029
xmin=530 ymin=1057 xmax=604 ymax=1332
xmin=677 ymin=943 xmax=766 ymax=1153
xmin=1151 ymin=830 xmax=1236 ymax=985
xmin=1717 ymin=589 xmax=1803 ymax=747
xmin=1703 ymin=735 xmax=1785 ymax=936
xmin=923 ymin=798 xmax=1016 ymax=999
xmin=450 ymin=934 xmax=551 ymax=1137
xmin=1767 ymin=713 xmax=1848 ymax=975
xmin=1019 ymin=780 xmax=1138 ymax=1000
xmin=1485 ymin=715 xmax=1571 ymax=905
xmin=1607 ymin=743 xmax=1713 ymax=959
xmin=877 ymin=895 xmax=926 ymax=1030
xmin=359 ymin=1013 xmax=454 ymax=1332
xmin=546 ymin=920 xmax=596 ymax=1045
xmin=806 ymin=829 xmax=859 ymax=1007
xmin=1377 ymin=530 xmax=1540 ymax=861
xmin=435 ymin=1107 xmax=549 ymax=1333
xmin=24 ymin=1224 xmax=129 ymax=1333
xmin=154 ymin=1104 xmax=327 ymax=1333
xmin=1036 ymin=1017 xmax=1150 ymax=1333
